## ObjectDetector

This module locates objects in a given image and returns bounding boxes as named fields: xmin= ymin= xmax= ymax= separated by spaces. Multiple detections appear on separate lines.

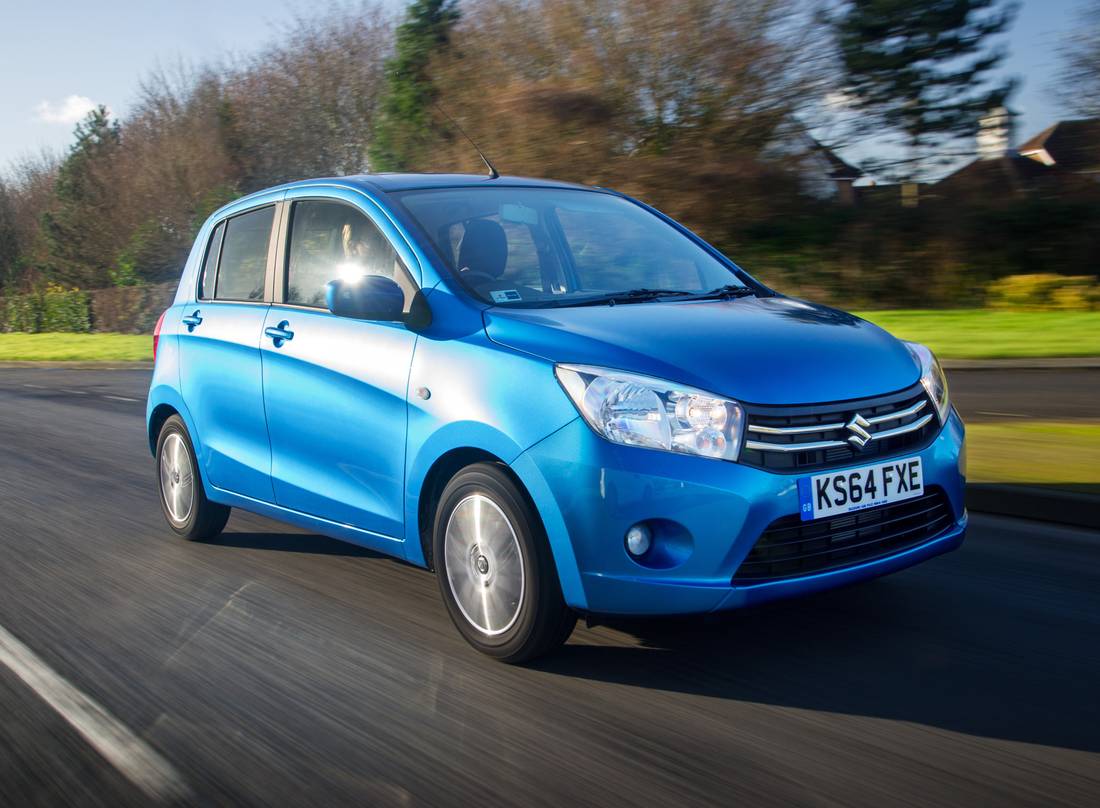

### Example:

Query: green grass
xmin=855 ymin=310 xmax=1100 ymax=359
xmin=967 ymin=421 xmax=1100 ymax=495
xmin=1 ymin=309 xmax=1099 ymax=362
xmin=0 ymin=333 xmax=151 ymax=362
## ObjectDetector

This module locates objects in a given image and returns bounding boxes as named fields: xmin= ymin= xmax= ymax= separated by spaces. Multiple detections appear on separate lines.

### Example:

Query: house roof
xmin=808 ymin=138 xmax=863 ymax=180
xmin=934 ymin=152 xmax=1055 ymax=197
xmin=1017 ymin=119 xmax=1100 ymax=173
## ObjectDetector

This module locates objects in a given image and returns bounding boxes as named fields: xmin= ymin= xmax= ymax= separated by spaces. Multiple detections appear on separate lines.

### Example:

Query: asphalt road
xmin=0 ymin=368 xmax=1098 ymax=806
xmin=946 ymin=367 xmax=1099 ymax=421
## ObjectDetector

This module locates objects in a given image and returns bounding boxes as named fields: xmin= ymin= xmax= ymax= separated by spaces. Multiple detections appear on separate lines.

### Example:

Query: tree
xmin=368 ymin=0 xmax=460 ymax=171
xmin=427 ymin=0 xmax=823 ymax=240
xmin=0 ymin=182 xmax=19 ymax=292
xmin=1055 ymin=0 xmax=1100 ymax=118
xmin=40 ymin=106 xmax=123 ymax=286
xmin=223 ymin=2 xmax=392 ymax=188
xmin=0 ymin=151 xmax=59 ymax=292
xmin=828 ymin=0 xmax=1018 ymax=180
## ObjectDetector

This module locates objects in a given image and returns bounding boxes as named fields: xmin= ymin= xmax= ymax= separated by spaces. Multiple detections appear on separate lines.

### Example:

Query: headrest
xmin=457 ymin=219 xmax=508 ymax=279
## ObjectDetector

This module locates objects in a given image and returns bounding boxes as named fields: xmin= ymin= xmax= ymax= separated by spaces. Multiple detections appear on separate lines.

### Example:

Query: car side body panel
xmin=400 ymin=284 xmax=582 ymax=570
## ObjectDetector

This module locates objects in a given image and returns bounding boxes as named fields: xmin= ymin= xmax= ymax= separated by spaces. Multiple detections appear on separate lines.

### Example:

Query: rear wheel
xmin=156 ymin=415 xmax=230 ymax=540
xmin=433 ymin=463 xmax=575 ymax=663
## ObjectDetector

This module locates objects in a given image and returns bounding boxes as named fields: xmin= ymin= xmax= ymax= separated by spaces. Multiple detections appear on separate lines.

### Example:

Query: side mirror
xmin=325 ymin=276 xmax=405 ymax=322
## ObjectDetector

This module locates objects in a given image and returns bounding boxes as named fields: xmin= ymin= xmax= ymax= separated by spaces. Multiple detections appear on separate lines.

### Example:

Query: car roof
xmin=331 ymin=173 xmax=595 ymax=194
xmin=209 ymin=174 xmax=610 ymax=223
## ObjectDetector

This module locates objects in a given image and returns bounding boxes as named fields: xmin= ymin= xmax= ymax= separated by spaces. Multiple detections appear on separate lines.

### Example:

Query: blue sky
xmin=0 ymin=0 xmax=1087 ymax=170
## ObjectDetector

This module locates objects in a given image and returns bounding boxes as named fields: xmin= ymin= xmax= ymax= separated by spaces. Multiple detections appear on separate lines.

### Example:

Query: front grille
xmin=739 ymin=384 xmax=937 ymax=473
xmin=733 ymin=487 xmax=953 ymax=584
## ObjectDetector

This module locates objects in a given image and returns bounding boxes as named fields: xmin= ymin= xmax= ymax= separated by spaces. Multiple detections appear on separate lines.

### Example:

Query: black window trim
xmin=196 ymin=220 xmax=226 ymax=302
xmin=195 ymin=202 xmax=280 ymax=305
xmin=275 ymin=196 xmax=419 ymax=312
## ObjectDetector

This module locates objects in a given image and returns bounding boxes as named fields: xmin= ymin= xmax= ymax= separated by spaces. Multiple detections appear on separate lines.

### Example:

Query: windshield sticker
xmin=490 ymin=289 xmax=522 ymax=303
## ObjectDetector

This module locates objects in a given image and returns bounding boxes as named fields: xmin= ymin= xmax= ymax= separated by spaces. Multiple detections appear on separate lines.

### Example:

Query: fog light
xmin=625 ymin=523 xmax=652 ymax=557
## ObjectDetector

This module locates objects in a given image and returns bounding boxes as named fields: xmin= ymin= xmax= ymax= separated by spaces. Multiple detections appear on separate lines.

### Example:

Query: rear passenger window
xmin=199 ymin=222 xmax=224 ymax=300
xmin=285 ymin=200 xmax=417 ymax=312
xmin=213 ymin=206 xmax=274 ymax=301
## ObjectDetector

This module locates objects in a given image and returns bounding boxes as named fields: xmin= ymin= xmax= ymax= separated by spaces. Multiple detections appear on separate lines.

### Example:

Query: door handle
xmin=265 ymin=321 xmax=294 ymax=346
xmin=182 ymin=310 xmax=203 ymax=330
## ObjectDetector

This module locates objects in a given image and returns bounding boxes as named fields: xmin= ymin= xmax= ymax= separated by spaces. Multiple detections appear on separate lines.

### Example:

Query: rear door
xmin=260 ymin=190 xmax=421 ymax=541
xmin=178 ymin=201 xmax=280 ymax=503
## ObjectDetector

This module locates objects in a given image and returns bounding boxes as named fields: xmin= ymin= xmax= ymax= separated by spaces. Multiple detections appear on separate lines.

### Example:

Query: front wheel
xmin=156 ymin=415 xmax=230 ymax=540
xmin=433 ymin=463 xmax=575 ymax=663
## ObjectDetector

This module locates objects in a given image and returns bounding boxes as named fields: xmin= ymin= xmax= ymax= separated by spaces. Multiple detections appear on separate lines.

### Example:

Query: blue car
xmin=147 ymin=174 xmax=967 ymax=662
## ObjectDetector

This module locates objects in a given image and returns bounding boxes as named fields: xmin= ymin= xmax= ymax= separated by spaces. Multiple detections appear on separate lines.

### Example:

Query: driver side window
xmin=284 ymin=199 xmax=418 ymax=312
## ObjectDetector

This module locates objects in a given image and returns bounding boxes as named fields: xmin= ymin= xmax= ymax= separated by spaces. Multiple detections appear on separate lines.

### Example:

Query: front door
xmin=260 ymin=196 xmax=420 ymax=540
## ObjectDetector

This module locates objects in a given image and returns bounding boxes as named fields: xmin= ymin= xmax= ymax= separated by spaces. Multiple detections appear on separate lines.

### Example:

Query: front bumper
xmin=511 ymin=409 xmax=967 ymax=615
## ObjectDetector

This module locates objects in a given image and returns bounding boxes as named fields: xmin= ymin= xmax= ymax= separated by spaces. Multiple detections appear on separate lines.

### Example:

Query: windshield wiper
xmin=679 ymin=284 xmax=757 ymax=301
xmin=563 ymin=288 xmax=695 ymax=307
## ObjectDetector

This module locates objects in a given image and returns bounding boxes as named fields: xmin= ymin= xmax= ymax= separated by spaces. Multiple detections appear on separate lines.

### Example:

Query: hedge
xmin=0 ymin=281 xmax=176 ymax=334
xmin=986 ymin=273 xmax=1100 ymax=311
xmin=87 ymin=282 xmax=177 ymax=333
xmin=0 ymin=285 xmax=90 ymax=333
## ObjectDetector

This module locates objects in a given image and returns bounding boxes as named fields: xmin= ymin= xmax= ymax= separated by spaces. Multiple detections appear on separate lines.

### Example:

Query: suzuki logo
xmin=846 ymin=413 xmax=872 ymax=449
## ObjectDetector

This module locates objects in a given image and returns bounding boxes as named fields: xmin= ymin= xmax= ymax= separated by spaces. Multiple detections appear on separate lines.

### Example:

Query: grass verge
xmin=1 ymin=309 xmax=1098 ymax=362
xmin=966 ymin=421 xmax=1100 ymax=495
xmin=855 ymin=310 xmax=1100 ymax=359
xmin=0 ymin=333 xmax=151 ymax=362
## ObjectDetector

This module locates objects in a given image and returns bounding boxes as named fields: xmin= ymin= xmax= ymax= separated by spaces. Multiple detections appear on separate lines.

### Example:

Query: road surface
xmin=0 ymin=368 xmax=1097 ymax=806
xmin=946 ymin=367 xmax=1098 ymax=421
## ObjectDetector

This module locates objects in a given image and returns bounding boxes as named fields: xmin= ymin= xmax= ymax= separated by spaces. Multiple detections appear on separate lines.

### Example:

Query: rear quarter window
xmin=212 ymin=206 xmax=275 ymax=301
xmin=199 ymin=222 xmax=225 ymax=300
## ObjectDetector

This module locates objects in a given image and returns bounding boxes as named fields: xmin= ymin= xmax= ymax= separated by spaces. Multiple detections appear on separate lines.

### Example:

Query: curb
xmin=0 ymin=361 xmax=153 ymax=370
xmin=3 ymin=359 xmax=1099 ymax=371
xmin=944 ymin=357 xmax=1100 ymax=370
xmin=967 ymin=484 xmax=1100 ymax=530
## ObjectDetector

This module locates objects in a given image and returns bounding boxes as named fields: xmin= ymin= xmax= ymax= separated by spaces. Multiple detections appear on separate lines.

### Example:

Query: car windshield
xmin=392 ymin=187 xmax=751 ymax=307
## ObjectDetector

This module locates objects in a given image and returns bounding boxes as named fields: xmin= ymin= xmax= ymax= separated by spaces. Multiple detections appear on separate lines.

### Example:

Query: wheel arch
xmin=416 ymin=447 xmax=506 ymax=571
xmin=148 ymin=403 xmax=180 ymax=455
xmin=145 ymin=385 xmax=203 ymax=469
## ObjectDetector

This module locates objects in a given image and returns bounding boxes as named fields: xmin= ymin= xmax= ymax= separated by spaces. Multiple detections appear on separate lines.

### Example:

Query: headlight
xmin=905 ymin=342 xmax=950 ymax=424
xmin=554 ymin=364 xmax=744 ymax=461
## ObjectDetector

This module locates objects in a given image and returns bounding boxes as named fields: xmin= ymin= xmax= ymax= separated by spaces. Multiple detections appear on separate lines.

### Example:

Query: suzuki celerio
xmin=148 ymin=174 xmax=967 ymax=662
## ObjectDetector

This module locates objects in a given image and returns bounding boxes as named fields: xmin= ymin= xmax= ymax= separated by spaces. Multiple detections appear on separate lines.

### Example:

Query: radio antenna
xmin=431 ymin=97 xmax=499 ymax=179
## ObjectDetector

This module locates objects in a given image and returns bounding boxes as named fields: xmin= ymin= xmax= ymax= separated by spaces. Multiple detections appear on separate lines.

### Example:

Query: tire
xmin=433 ymin=463 xmax=575 ymax=663
xmin=156 ymin=415 xmax=230 ymax=541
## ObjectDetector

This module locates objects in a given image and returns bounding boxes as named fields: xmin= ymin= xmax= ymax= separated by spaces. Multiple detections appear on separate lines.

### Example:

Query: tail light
xmin=152 ymin=310 xmax=167 ymax=363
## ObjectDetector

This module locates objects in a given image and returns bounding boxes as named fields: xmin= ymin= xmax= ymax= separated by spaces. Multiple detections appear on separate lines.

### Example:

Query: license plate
xmin=797 ymin=457 xmax=923 ymax=521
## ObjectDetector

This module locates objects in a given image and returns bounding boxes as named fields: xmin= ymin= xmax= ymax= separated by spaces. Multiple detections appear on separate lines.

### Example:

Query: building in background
xmin=1017 ymin=119 xmax=1100 ymax=179
xmin=929 ymin=114 xmax=1099 ymax=200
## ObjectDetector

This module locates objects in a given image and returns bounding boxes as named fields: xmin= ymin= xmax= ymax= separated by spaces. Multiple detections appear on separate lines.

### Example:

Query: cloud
xmin=823 ymin=91 xmax=854 ymax=112
xmin=34 ymin=95 xmax=99 ymax=125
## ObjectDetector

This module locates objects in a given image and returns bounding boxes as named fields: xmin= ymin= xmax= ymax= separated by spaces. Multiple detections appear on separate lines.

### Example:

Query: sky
xmin=0 ymin=0 xmax=1088 ymax=171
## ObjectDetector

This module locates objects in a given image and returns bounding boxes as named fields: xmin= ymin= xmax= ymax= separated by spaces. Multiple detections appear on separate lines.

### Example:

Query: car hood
xmin=483 ymin=296 xmax=921 ymax=405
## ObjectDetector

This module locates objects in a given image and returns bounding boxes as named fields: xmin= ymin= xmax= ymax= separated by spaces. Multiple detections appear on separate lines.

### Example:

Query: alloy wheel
xmin=443 ymin=493 xmax=525 ymax=636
